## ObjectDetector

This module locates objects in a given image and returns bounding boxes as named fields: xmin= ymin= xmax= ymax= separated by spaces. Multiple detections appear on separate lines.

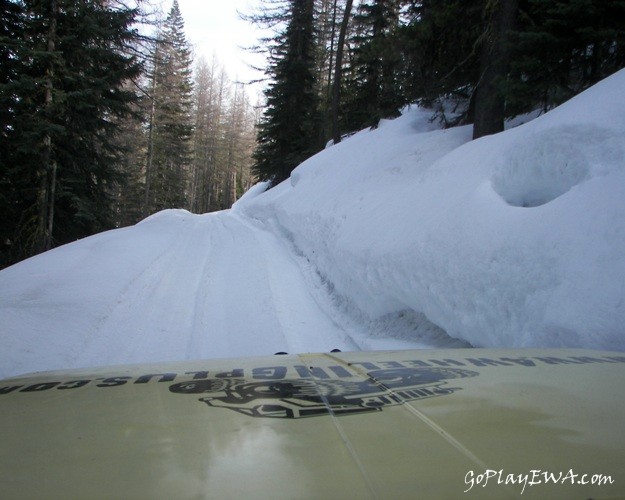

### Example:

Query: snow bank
xmin=1 ymin=70 xmax=623 ymax=379
xmin=241 ymin=69 xmax=625 ymax=351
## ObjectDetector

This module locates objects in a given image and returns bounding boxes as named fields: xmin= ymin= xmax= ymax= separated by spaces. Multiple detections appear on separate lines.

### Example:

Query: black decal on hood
xmin=169 ymin=367 xmax=478 ymax=419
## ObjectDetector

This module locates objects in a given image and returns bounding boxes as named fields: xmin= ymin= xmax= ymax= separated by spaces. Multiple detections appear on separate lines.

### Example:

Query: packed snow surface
xmin=2 ymin=70 xmax=624 ymax=379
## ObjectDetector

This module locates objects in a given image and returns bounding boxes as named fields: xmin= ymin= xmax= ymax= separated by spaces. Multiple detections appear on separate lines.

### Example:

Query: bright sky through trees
xmin=176 ymin=0 xmax=266 ymax=94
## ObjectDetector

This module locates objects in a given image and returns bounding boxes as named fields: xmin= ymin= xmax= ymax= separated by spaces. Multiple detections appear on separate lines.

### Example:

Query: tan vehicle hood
xmin=1 ymin=348 xmax=624 ymax=499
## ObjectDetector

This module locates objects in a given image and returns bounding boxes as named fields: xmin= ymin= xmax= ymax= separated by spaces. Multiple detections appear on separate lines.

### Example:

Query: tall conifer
xmin=0 ymin=0 xmax=142 ymax=266
xmin=144 ymin=0 xmax=194 ymax=213
xmin=253 ymin=0 xmax=321 ymax=185
xmin=342 ymin=0 xmax=402 ymax=132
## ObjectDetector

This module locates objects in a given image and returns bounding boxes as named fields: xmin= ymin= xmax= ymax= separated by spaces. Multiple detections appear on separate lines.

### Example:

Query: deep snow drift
xmin=240 ymin=69 xmax=625 ymax=352
xmin=0 ymin=209 xmax=433 ymax=380
xmin=1 ymin=70 xmax=624 ymax=378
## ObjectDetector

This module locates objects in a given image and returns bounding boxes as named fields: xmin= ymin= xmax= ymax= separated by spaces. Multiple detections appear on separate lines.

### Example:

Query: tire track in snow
xmin=185 ymin=213 xmax=292 ymax=358
xmin=50 ymin=207 xmax=369 ymax=372
xmin=230 ymin=210 xmax=363 ymax=353
xmin=236 ymin=209 xmax=447 ymax=352
xmin=1 ymin=207 xmax=370 ymax=378
xmin=75 ymin=214 xmax=210 ymax=367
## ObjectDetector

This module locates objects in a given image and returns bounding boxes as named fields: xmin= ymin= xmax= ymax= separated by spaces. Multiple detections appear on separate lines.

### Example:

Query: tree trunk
xmin=39 ymin=0 xmax=59 ymax=252
xmin=331 ymin=0 xmax=353 ymax=144
xmin=472 ymin=0 xmax=518 ymax=140
xmin=144 ymin=42 xmax=159 ymax=215
xmin=326 ymin=0 xmax=339 ymax=104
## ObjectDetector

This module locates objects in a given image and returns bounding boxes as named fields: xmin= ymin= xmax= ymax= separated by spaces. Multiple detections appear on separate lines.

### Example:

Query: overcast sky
xmin=175 ymin=0 xmax=267 ymax=95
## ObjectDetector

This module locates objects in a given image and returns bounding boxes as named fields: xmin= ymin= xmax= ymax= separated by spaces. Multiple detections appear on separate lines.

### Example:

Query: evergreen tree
xmin=110 ymin=82 xmax=146 ymax=228
xmin=0 ymin=1 xmax=22 ymax=138
xmin=144 ymin=0 xmax=194 ymax=214
xmin=312 ymin=0 xmax=351 ymax=142
xmin=0 ymin=0 xmax=142 ymax=267
xmin=473 ymin=0 xmax=519 ymax=139
xmin=331 ymin=0 xmax=353 ymax=143
xmin=397 ymin=0 xmax=624 ymax=131
xmin=397 ymin=0 xmax=484 ymax=126
xmin=0 ymin=0 xmax=26 ymax=263
xmin=342 ymin=0 xmax=403 ymax=132
xmin=253 ymin=0 xmax=322 ymax=185
xmin=506 ymin=0 xmax=625 ymax=116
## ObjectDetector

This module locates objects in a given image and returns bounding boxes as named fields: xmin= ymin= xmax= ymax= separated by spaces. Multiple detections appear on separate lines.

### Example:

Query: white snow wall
xmin=239 ymin=70 xmax=625 ymax=351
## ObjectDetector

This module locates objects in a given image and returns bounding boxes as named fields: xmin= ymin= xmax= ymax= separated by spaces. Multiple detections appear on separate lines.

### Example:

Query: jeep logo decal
xmin=169 ymin=367 xmax=478 ymax=419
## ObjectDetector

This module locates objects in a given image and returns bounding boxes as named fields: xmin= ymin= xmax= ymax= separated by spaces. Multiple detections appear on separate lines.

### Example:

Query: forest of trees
xmin=254 ymin=0 xmax=625 ymax=184
xmin=0 ymin=0 xmax=256 ymax=268
xmin=1 ymin=0 xmax=624 ymax=268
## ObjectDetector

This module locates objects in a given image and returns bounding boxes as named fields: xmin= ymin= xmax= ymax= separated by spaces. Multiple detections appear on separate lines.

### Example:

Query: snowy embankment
xmin=0 ymin=209 xmax=399 ymax=379
xmin=1 ymin=70 xmax=624 ymax=379
xmin=239 ymin=69 xmax=625 ymax=352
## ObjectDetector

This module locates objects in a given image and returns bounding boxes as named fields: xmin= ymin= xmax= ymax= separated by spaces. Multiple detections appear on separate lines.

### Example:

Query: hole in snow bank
xmin=491 ymin=125 xmax=619 ymax=208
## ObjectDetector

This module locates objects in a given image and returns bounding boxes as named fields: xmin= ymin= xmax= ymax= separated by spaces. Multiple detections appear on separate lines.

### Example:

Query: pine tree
xmin=397 ymin=0 xmax=625 ymax=131
xmin=330 ymin=0 xmax=353 ymax=144
xmin=0 ymin=1 xmax=22 ymax=138
xmin=312 ymin=0 xmax=347 ymax=142
xmin=144 ymin=0 xmax=194 ymax=214
xmin=341 ymin=0 xmax=402 ymax=132
xmin=0 ymin=0 xmax=142 ymax=267
xmin=505 ymin=0 xmax=625 ymax=116
xmin=473 ymin=0 xmax=519 ymax=139
xmin=253 ymin=0 xmax=322 ymax=185
xmin=396 ymin=0 xmax=484 ymax=126
xmin=0 ymin=0 xmax=26 ymax=263
xmin=110 ymin=82 xmax=146 ymax=228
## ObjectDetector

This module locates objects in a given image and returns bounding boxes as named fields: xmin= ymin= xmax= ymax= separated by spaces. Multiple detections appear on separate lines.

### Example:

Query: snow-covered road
xmin=78 ymin=209 xmax=365 ymax=362
xmin=6 ymin=71 xmax=623 ymax=379
xmin=1 ymin=208 xmax=440 ymax=379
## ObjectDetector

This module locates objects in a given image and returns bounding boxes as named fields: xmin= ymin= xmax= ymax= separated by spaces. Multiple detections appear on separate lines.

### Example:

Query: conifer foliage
xmin=247 ymin=0 xmax=624 ymax=184
xmin=1 ymin=1 xmax=257 ymax=268
xmin=0 ymin=0 xmax=142 ymax=266
xmin=2 ymin=0 xmax=624 ymax=267
xmin=253 ymin=0 xmax=322 ymax=185
xmin=342 ymin=0 xmax=402 ymax=132
xmin=506 ymin=0 xmax=625 ymax=116
xmin=143 ymin=0 xmax=194 ymax=214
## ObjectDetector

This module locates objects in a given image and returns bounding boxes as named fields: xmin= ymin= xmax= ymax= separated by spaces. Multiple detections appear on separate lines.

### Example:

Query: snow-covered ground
xmin=1 ymin=70 xmax=624 ymax=379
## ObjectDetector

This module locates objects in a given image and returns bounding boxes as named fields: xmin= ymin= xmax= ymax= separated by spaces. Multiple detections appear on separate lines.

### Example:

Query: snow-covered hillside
xmin=241 ymin=69 xmax=625 ymax=352
xmin=2 ymin=70 xmax=624 ymax=379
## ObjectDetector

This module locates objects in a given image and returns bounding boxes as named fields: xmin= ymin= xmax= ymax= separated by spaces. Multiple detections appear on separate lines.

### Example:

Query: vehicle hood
xmin=1 ymin=348 xmax=624 ymax=499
